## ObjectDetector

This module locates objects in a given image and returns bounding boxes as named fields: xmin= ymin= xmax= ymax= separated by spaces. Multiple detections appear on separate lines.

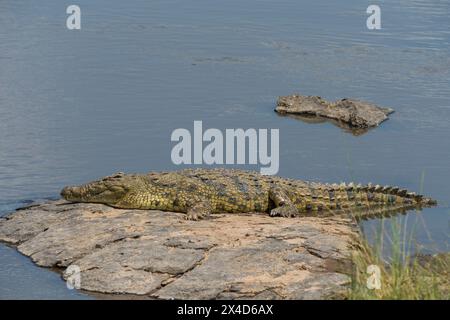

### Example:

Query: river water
xmin=0 ymin=0 xmax=449 ymax=298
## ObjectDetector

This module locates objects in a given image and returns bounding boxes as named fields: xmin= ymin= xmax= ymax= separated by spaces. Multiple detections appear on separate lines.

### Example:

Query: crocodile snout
xmin=61 ymin=186 xmax=82 ymax=201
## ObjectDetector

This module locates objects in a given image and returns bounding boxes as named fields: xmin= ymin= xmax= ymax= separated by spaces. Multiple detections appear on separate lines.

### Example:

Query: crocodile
xmin=61 ymin=168 xmax=436 ymax=220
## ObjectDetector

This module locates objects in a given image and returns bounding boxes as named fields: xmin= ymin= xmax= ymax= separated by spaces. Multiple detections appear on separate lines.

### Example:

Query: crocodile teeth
xmin=382 ymin=186 xmax=392 ymax=193
xmin=374 ymin=185 xmax=382 ymax=192
xmin=407 ymin=192 xmax=416 ymax=198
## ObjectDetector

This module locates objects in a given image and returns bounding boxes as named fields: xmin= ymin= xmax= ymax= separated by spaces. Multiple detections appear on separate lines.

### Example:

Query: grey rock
xmin=275 ymin=95 xmax=394 ymax=135
xmin=0 ymin=200 xmax=360 ymax=299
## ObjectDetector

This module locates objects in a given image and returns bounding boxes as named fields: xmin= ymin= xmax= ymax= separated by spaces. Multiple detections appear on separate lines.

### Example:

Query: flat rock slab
xmin=276 ymin=95 xmax=394 ymax=135
xmin=0 ymin=200 xmax=360 ymax=299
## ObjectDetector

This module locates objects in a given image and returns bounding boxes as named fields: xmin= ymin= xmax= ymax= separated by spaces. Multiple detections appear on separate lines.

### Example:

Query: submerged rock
xmin=0 ymin=200 xmax=360 ymax=299
xmin=275 ymin=95 xmax=394 ymax=135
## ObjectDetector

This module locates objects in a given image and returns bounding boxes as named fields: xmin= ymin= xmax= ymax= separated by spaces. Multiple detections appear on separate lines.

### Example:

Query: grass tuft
xmin=348 ymin=217 xmax=449 ymax=300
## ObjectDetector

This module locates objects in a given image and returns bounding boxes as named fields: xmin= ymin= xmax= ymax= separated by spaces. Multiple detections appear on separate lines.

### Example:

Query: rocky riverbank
xmin=0 ymin=200 xmax=360 ymax=299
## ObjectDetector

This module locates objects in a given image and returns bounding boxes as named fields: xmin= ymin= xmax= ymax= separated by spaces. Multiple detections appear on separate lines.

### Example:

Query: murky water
xmin=0 ymin=0 xmax=449 ymax=298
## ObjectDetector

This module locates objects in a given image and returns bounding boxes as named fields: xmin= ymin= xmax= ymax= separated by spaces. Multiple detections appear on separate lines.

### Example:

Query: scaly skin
xmin=61 ymin=168 xmax=437 ymax=220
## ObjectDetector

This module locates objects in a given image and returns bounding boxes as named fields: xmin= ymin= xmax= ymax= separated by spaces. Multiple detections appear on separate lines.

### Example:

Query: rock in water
xmin=275 ymin=95 xmax=394 ymax=134
xmin=0 ymin=200 xmax=360 ymax=299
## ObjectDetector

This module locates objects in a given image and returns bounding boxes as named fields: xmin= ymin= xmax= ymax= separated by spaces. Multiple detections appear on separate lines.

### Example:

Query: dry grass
xmin=348 ymin=217 xmax=449 ymax=300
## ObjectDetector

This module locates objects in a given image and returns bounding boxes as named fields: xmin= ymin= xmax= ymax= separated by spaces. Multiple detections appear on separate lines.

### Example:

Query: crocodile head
xmin=61 ymin=172 xmax=135 ymax=206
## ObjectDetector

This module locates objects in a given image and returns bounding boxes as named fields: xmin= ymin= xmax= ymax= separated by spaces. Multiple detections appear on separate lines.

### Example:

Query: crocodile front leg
xmin=185 ymin=200 xmax=212 ymax=221
xmin=269 ymin=186 xmax=299 ymax=217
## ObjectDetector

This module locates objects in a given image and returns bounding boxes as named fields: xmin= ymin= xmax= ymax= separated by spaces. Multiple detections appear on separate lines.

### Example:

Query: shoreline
xmin=0 ymin=200 xmax=360 ymax=299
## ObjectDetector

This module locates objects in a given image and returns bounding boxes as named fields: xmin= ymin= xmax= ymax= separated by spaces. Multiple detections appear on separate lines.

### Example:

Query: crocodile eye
xmin=110 ymin=186 xmax=124 ymax=192
xmin=113 ymin=172 xmax=124 ymax=178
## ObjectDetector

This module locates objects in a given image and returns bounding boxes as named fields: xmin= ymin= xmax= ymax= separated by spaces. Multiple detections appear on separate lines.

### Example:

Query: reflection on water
xmin=276 ymin=113 xmax=379 ymax=136
xmin=0 ymin=0 xmax=449 ymax=298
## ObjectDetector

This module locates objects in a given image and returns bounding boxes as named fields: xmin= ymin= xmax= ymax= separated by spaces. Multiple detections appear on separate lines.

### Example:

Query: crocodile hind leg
xmin=185 ymin=200 xmax=212 ymax=221
xmin=269 ymin=186 xmax=299 ymax=217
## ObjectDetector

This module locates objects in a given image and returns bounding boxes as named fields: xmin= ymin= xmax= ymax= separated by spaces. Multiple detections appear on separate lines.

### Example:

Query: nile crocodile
xmin=61 ymin=168 xmax=436 ymax=220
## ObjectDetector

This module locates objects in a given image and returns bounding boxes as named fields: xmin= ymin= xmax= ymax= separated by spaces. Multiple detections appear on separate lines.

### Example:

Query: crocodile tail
xmin=314 ymin=182 xmax=437 ymax=220
xmin=360 ymin=183 xmax=437 ymax=206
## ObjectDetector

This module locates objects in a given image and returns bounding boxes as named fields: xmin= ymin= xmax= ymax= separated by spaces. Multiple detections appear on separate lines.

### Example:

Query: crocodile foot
xmin=270 ymin=204 xmax=299 ymax=218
